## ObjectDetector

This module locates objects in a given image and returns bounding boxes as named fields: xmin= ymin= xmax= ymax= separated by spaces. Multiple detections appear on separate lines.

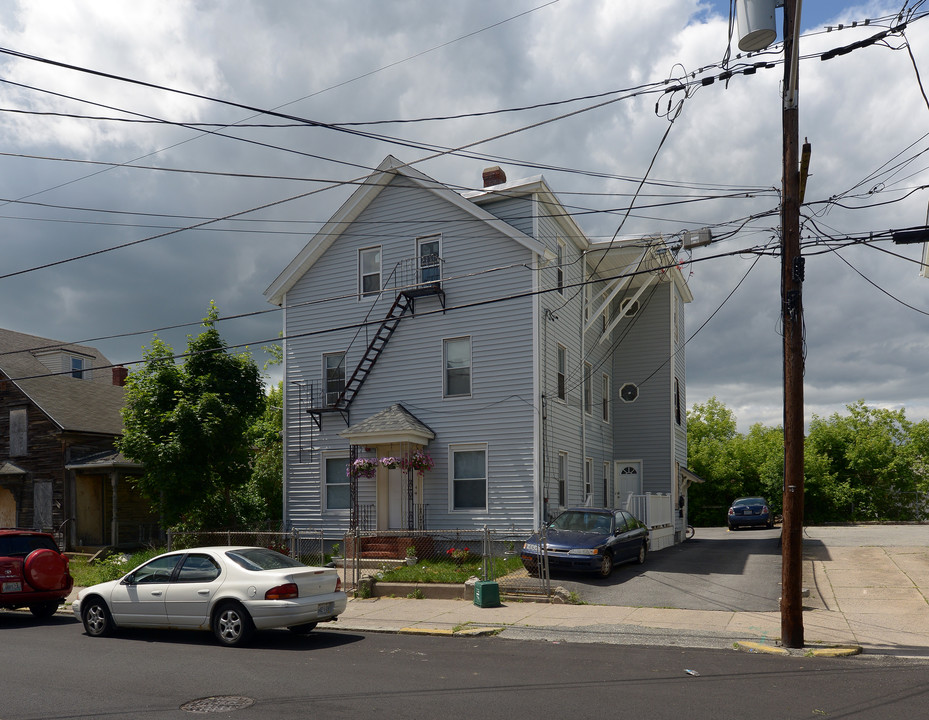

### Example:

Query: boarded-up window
xmin=10 ymin=407 xmax=27 ymax=456
xmin=33 ymin=480 xmax=53 ymax=530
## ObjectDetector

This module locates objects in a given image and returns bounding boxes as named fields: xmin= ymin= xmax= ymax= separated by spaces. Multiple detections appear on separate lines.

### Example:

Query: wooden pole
xmin=781 ymin=0 xmax=805 ymax=649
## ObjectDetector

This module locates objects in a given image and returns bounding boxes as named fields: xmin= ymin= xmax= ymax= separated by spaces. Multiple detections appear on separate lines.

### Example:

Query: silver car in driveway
xmin=73 ymin=546 xmax=346 ymax=646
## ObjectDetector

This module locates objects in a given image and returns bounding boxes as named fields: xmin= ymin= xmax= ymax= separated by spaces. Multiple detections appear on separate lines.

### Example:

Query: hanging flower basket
xmin=380 ymin=456 xmax=401 ymax=470
xmin=347 ymin=457 xmax=378 ymax=479
xmin=400 ymin=449 xmax=434 ymax=475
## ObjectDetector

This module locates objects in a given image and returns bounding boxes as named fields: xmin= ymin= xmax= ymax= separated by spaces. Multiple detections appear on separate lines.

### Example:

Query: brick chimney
xmin=482 ymin=166 xmax=506 ymax=188
xmin=112 ymin=366 xmax=128 ymax=387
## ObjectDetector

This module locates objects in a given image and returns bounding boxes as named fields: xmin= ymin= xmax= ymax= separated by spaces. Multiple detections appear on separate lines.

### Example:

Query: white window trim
xmin=323 ymin=352 xmax=346 ymax=406
xmin=448 ymin=443 xmax=488 ymax=513
xmin=443 ymin=336 xmax=472 ymax=399
xmin=584 ymin=458 xmax=593 ymax=505
xmin=557 ymin=451 xmax=568 ymax=507
xmin=416 ymin=234 xmax=442 ymax=284
xmin=583 ymin=362 xmax=592 ymax=415
xmin=321 ymin=451 xmax=350 ymax=513
xmin=601 ymin=373 xmax=610 ymax=423
xmin=358 ymin=245 xmax=382 ymax=300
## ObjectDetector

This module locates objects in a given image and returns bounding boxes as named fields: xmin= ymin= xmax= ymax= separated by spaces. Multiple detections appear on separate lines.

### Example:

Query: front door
xmin=614 ymin=461 xmax=642 ymax=509
xmin=75 ymin=475 xmax=105 ymax=546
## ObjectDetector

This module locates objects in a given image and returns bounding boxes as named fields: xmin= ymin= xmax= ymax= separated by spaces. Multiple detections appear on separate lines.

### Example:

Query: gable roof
xmin=264 ymin=155 xmax=544 ymax=306
xmin=339 ymin=403 xmax=435 ymax=445
xmin=0 ymin=328 xmax=125 ymax=436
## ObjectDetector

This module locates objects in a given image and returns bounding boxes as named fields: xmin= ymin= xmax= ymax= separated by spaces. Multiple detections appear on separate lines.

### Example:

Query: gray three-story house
xmin=265 ymin=156 xmax=694 ymax=550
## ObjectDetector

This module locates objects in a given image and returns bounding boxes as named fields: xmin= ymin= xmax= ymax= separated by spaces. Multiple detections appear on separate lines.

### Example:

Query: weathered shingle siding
xmin=282 ymin=176 xmax=538 ymax=534
xmin=611 ymin=282 xmax=675 ymax=494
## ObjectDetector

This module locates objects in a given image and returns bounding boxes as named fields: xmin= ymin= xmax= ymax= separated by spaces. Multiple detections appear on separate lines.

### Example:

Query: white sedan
xmin=72 ymin=546 xmax=347 ymax=647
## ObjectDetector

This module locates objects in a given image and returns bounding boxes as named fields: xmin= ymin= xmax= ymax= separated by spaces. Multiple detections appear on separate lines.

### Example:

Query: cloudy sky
xmin=1 ymin=0 xmax=927 ymax=432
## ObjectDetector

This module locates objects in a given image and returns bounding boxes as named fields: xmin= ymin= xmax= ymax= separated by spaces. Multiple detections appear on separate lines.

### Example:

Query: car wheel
xmin=81 ymin=597 xmax=114 ymax=637
xmin=29 ymin=601 xmax=60 ymax=620
xmin=597 ymin=552 xmax=614 ymax=578
xmin=212 ymin=601 xmax=254 ymax=647
xmin=636 ymin=542 xmax=647 ymax=565
xmin=288 ymin=622 xmax=317 ymax=635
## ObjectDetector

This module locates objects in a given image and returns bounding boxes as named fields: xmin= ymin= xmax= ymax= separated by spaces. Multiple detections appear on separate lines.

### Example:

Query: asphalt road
xmin=554 ymin=526 xmax=784 ymax=610
xmin=2 ymin=611 xmax=928 ymax=720
xmin=555 ymin=524 xmax=929 ymax=610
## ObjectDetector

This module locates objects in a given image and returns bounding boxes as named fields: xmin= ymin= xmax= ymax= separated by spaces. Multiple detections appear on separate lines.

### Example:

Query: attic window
xmin=71 ymin=356 xmax=86 ymax=379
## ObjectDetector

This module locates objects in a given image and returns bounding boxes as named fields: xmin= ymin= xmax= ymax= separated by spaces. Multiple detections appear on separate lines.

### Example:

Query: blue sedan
xmin=521 ymin=507 xmax=649 ymax=578
xmin=727 ymin=497 xmax=774 ymax=530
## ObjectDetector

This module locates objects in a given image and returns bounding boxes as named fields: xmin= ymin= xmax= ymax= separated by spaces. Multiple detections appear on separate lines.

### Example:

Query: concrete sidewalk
xmin=319 ymin=543 xmax=929 ymax=659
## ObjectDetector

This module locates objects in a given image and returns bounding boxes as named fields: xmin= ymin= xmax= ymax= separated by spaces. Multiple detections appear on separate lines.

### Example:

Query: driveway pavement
xmin=320 ymin=525 xmax=929 ymax=659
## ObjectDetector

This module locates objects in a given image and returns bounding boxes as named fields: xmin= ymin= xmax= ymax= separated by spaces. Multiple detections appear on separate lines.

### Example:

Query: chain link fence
xmin=338 ymin=527 xmax=552 ymax=600
xmin=166 ymin=528 xmax=326 ymax=566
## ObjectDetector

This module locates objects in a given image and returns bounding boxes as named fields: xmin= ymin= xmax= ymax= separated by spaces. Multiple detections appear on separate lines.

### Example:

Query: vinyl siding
xmin=282 ymin=175 xmax=537 ymax=534
xmin=611 ymin=282 xmax=675 ymax=495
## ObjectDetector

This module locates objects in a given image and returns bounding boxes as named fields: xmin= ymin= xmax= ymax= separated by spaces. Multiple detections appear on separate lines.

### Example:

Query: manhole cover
xmin=180 ymin=696 xmax=256 ymax=713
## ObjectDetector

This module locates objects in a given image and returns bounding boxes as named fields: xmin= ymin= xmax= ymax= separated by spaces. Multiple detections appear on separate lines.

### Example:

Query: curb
xmin=399 ymin=626 xmax=502 ymax=637
xmin=734 ymin=640 xmax=862 ymax=657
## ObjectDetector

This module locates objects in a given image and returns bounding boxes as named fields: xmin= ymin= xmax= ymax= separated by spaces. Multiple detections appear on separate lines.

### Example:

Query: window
xmin=556 ymin=345 xmax=566 ymax=401
xmin=417 ymin=235 xmax=441 ymax=284
xmin=70 ymin=356 xmax=85 ymax=379
xmin=583 ymin=363 xmax=592 ymax=414
xmin=128 ymin=554 xmax=182 ymax=585
xmin=556 ymin=239 xmax=565 ymax=294
xmin=359 ymin=246 xmax=381 ymax=297
xmin=177 ymin=554 xmax=221 ymax=583
xmin=621 ymin=299 xmax=639 ymax=317
xmin=33 ymin=480 xmax=52 ymax=530
xmin=584 ymin=459 xmax=593 ymax=503
xmin=675 ymin=377 xmax=682 ymax=425
xmin=444 ymin=337 xmax=471 ymax=397
xmin=324 ymin=353 xmax=345 ymax=406
xmin=620 ymin=382 xmax=638 ymax=403
xmin=451 ymin=445 xmax=486 ymax=510
xmin=558 ymin=452 xmax=567 ymax=506
xmin=325 ymin=456 xmax=350 ymax=510
xmin=601 ymin=374 xmax=610 ymax=422
xmin=603 ymin=462 xmax=610 ymax=505
xmin=9 ymin=407 xmax=26 ymax=457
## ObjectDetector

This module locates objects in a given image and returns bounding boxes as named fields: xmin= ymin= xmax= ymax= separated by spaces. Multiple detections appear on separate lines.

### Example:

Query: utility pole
xmin=780 ymin=0 xmax=805 ymax=649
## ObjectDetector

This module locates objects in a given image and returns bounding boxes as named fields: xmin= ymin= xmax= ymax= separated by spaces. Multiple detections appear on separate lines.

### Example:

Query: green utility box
xmin=473 ymin=580 xmax=501 ymax=608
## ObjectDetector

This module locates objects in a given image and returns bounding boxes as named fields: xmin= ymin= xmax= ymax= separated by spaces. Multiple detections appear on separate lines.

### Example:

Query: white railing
xmin=625 ymin=493 xmax=673 ymax=529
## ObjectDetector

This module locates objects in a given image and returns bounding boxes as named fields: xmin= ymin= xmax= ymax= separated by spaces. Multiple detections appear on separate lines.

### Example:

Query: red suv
xmin=0 ymin=529 xmax=73 ymax=619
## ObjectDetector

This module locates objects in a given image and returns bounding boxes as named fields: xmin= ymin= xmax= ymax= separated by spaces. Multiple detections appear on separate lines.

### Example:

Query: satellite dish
xmin=736 ymin=0 xmax=777 ymax=52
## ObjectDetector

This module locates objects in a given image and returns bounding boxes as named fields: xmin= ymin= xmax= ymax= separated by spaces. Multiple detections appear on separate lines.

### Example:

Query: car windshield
xmin=0 ymin=535 xmax=59 ymax=557
xmin=225 ymin=548 xmax=306 ymax=571
xmin=550 ymin=511 xmax=612 ymax=534
xmin=734 ymin=497 xmax=765 ymax=506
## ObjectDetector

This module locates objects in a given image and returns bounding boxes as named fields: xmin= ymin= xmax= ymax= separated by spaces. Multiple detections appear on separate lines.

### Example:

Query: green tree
xmin=247 ymin=344 xmax=283 ymax=526
xmin=686 ymin=397 xmax=745 ymax=525
xmin=118 ymin=305 xmax=264 ymax=527
xmin=806 ymin=401 xmax=915 ymax=521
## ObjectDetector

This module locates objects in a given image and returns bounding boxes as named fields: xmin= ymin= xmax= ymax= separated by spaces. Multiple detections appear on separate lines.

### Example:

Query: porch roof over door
xmin=339 ymin=403 xmax=435 ymax=446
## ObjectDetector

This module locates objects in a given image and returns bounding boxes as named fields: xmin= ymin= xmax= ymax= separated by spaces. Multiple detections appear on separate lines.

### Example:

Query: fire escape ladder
xmin=335 ymin=293 xmax=411 ymax=409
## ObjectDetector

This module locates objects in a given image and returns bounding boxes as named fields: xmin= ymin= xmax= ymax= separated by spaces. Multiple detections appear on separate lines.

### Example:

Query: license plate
xmin=2 ymin=581 xmax=22 ymax=593
xmin=317 ymin=601 xmax=334 ymax=616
